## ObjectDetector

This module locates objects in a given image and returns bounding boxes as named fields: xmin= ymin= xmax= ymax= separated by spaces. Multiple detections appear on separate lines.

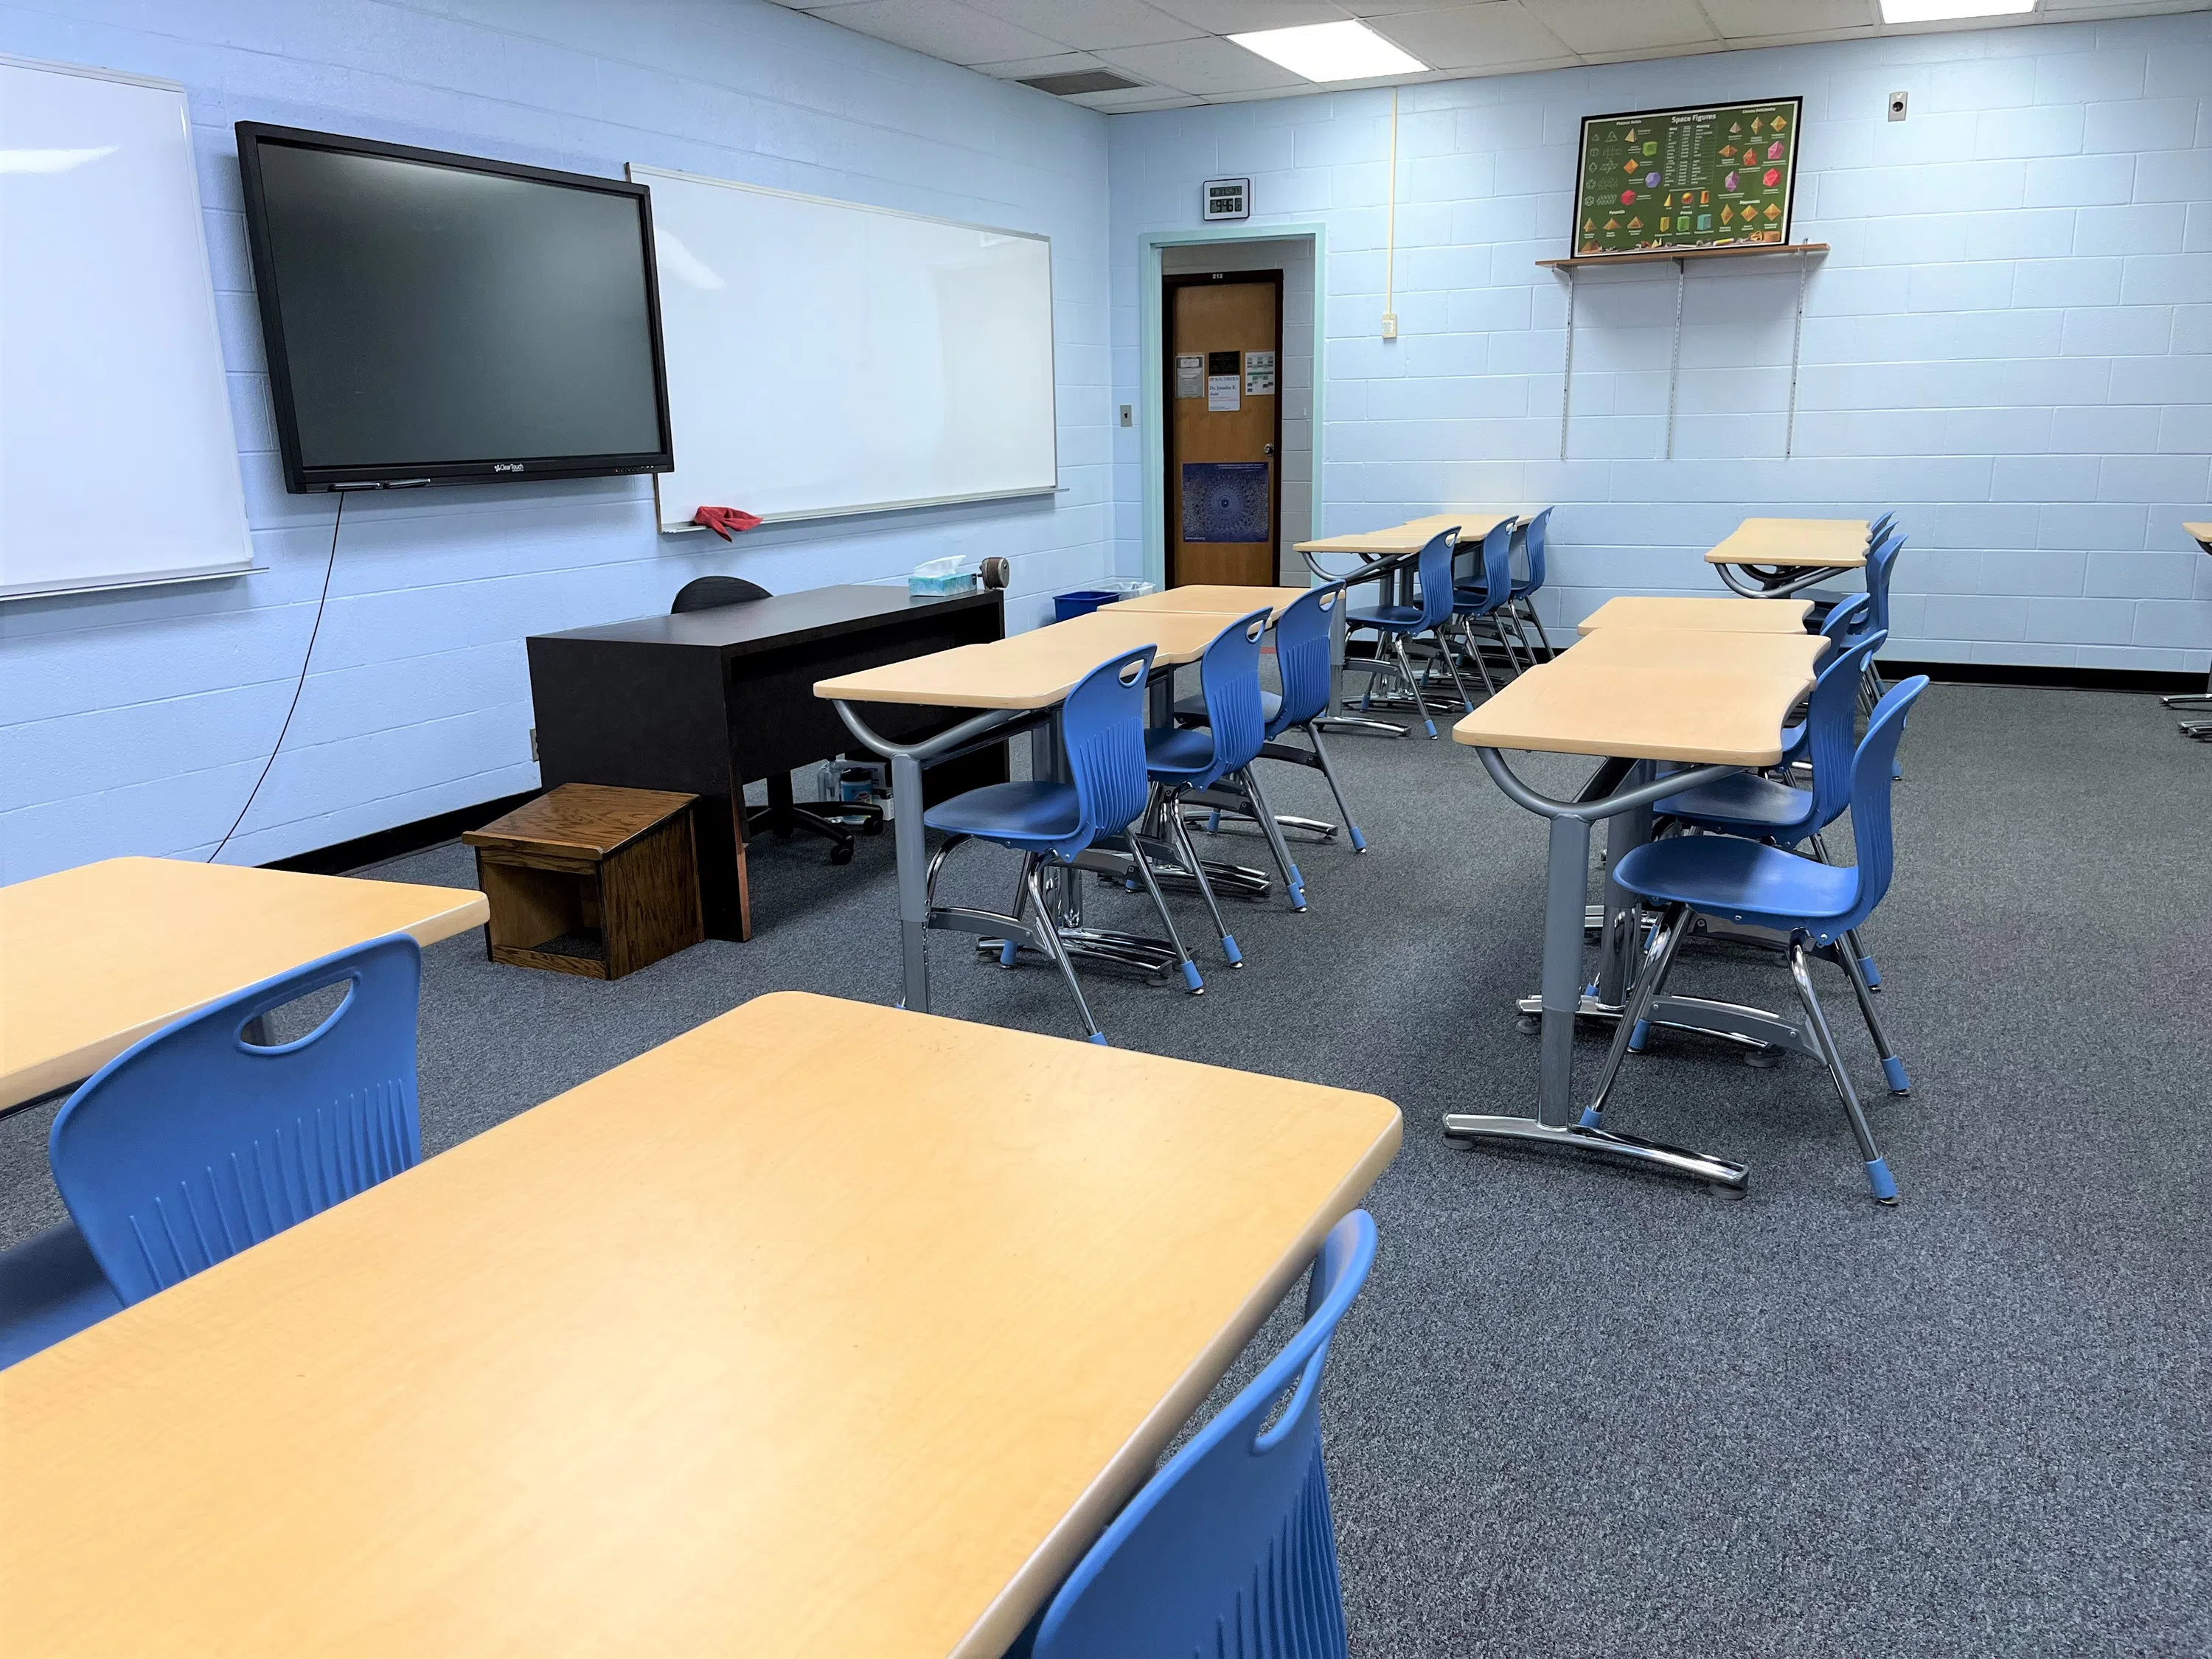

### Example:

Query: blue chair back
xmin=1825 ymin=676 xmax=1929 ymax=941
xmin=1863 ymin=531 xmax=1906 ymax=637
xmin=1801 ymin=638 xmax=1882 ymax=832
xmin=1062 ymin=645 xmax=1158 ymax=842
xmin=1271 ymin=584 xmax=1343 ymax=732
xmin=1815 ymin=593 xmax=1871 ymax=668
xmin=49 ymin=935 xmax=423 ymax=1307
xmin=1868 ymin=512 xmax=1895 ymax=545
xmin=1517 ymin=507 xmax=1553 ymax=594
xmin=1189 ymin=608 xmax=1273 ymax=780
xmin=1412 ymin=526 xmax=1458 ymax=630
xmin=1025 ymin=1210 xmax=1379 ymax=1659
xmin=1453 ymin=521 xmax=1514 ymax=619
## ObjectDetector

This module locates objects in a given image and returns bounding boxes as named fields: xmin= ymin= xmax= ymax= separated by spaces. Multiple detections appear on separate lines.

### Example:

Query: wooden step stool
xmin=463 ymin=784 xmax=703 ymax=980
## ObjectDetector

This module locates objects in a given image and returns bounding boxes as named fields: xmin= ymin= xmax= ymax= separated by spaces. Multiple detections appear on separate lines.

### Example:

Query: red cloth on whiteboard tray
xmin=694 ymin=505 xmax=763 ymax=539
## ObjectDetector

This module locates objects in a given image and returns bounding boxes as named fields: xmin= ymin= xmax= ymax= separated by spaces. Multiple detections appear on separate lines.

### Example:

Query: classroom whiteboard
xmin=630 ymin=165 xmax=1057 ymax=530
xmin=0 ymin=55 xmax=251 ymax=599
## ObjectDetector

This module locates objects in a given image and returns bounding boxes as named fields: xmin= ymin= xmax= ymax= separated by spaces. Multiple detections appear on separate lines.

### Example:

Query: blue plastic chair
xmin=48 ymin=935 xmax=423 ymax=1310
xmin=1509 ymin=507 xmax=1557 ymax=661
xmin=1178 ymin=584 xmax=1372 ymax=860
xmin=1450 ymin=519 xmax=1525 ymax=694
xmin=1012 ymin=1208 xmax=1378 ymax=1659
xmin=1581 ymin=678 xmax=1930 ymax=1204
xmin=1343 ymin=527 xmax=1465 ymax=737
xmin=1654 ymin=636 xmax=1890 ymax=996
xmin=925 ymin=646 xmax=1200 ymax=1041
xmin=1144 ymin=610 xmax=1288 ymax=959
xmin=0 ymin=1222 xmax=122 ymax=1371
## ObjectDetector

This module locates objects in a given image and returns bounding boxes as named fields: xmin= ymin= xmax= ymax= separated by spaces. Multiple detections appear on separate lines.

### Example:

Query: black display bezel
xmin=234 ymin=121 xmax=675 ymax=493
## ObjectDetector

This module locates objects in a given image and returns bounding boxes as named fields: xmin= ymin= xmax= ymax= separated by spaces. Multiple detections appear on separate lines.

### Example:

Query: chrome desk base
xmin=1512 ymin=988 xmax=1821 ymax=1061
xmin=1440 ymin=1113 xmax=1748 ymax=1192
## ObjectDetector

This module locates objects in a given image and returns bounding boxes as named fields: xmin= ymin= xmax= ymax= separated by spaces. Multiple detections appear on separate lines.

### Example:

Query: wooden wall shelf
xmin=1537 ymin=242 xmax=1829 ymax=271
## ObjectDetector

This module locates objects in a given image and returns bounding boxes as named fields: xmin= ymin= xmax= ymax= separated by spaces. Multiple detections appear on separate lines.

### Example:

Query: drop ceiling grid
xmin=762 ymin=0 xmax=2212 ymax=108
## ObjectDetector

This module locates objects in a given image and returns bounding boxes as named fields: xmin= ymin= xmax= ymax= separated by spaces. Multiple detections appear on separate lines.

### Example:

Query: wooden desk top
xmin=815 ymin=607 xmax=1234 ymax=710
xmin=0 ymin=858 xmax=487 ymax=1111
xmin=1115 ymin=584 xmax=1313 ymax=620
xmin=1576 ymin=596 xmax=1812 ymax=635
xmin=2185 ymin=521 xmax=2211 ymax=551
xmin=1453 ymin=644 xmax=1815 ymax=768
xmin=0 ymin=992 xmax=1402 ymax=1659
xmin=1294 ymin=508 xmax=1524 ymax=557
xmin=1703 ymin=517 xmax=1870 ymax=569
xmin=1562 ymin=627 xmax=1824 ymax=679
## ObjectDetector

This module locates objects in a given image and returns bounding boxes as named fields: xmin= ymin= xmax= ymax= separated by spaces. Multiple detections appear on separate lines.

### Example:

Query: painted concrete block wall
xmin=1107 ymin=14 xmax=2212 ymax=672
xmin=1161 ymin=238 xmax=1317 ymax=584
xmin=0 ymin=0 xmax=1110 ymax=880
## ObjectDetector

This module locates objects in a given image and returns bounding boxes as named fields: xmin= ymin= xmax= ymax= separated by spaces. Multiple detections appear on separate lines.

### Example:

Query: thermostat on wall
xmin=1202 ymin=177 xmax=1250 ymax=220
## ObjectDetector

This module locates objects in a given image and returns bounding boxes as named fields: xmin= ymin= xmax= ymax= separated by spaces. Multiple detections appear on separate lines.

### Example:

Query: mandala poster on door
xmin=1572 ymin=97 xmax=1802 ymax=257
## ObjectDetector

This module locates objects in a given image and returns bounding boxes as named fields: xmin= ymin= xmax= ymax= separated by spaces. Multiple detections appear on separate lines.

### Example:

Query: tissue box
xmin=908 ymin=569 xmax=978 ymax=597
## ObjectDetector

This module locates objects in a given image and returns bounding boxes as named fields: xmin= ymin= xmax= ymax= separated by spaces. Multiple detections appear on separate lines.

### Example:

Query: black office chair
xmin=670 ymin=577 xmax=883 ymax=864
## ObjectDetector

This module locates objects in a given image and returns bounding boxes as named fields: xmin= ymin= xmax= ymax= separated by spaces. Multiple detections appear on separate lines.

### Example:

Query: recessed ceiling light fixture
xmin=1879 ymin=0 xmax=2036 ymax=22
xmin=1226 ymin=20 xmax=1427 ymax=83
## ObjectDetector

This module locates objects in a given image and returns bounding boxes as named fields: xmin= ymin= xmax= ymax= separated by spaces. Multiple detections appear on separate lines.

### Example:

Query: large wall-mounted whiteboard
xmin=630 ymin=165 xmax=1057 ymax=531
xmin=0 ymin=55 xmax=251 ymax=600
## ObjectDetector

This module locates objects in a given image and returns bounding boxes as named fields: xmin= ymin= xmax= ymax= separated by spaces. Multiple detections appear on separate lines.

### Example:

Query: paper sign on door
xmin=1206 ymin=375 xmax=1240 ymax=412
xmin=1243 ymin=351 xmax=1276 ymax=396
xmin=1175 ymin=354 xmax=1204 ymax=399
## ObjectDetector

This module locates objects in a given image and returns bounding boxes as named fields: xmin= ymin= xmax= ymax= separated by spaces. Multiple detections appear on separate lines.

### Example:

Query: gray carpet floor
xmin=4 ymin=684 xmax=2206 ymax=1656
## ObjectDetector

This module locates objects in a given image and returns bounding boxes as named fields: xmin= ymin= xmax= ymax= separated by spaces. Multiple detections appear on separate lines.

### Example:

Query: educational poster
xmin=1572 ymin=98 xmax=1801 ymax=258
xmin=1243 ymin=350 xmax=1276 ymax=396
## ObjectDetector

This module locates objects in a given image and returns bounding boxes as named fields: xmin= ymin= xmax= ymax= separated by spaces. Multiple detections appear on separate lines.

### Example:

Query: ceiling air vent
xmin=1018 ymin=69 xmax=1143 ymax=97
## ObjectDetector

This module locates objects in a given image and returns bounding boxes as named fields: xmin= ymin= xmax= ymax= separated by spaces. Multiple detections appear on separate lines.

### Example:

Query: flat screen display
xmin=237 ymin=124 xmax=672 ymax=491
xmin=1572 ymin=98 xmax=1802 ymax=259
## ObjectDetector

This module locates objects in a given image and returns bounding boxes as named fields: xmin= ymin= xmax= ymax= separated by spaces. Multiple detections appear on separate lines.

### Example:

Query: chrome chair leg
xmin=1833 ymin=942 xmax=1908 ymax=1094
xmin=1023 ymin=863 xmax=1105 ymax=1043
xmin=1428 ymin=626 xmax=1476 ymax=713
xmin=1457 ymin=619 xmax=1500 ymax=697
xmin=1579 ymin=902 xmax=1692 ymax=1128
xmin=1236 ymin=766 xmax=1307 ymax=911
xmin=1388 ymin=634 xmax=1436 ymax=738
xmin=1784 ymin=942 xmax=1897 ymax=1204
xmin=1124 ymin=832 xmax=1203 ymax=994
xmin=998 ymin=849 xmax=1037 ymax=967
xmin=1809 ymin=831 xmax=1882 ymax=990
xmin=1303 ymin=725 xmax=1368 ymax=852
xmin=1522 ymin=599 xmax=1557 ymax=661
xmin=1166 ymin=798 xmax=1242 ymax=966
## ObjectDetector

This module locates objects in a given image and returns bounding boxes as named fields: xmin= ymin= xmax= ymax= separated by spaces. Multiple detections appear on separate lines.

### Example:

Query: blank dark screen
xmin=254 ymin=143 xmax=665 ymax=470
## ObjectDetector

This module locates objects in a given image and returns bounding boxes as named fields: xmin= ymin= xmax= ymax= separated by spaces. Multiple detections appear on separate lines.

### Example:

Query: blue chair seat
xmin=1172 ymin=689 xmax=1280 ymax=728
xmin=0 ymin=1222 xmax=124 ymax=1370
xmin=1143 ymin=723 xmax=1218 ymax=778
xmin=1613 ymin=834 xmax=1857 ymax=931
xmin=1451 ymin=582 xmax=1495 ymax=607
xmin=1658 ymin=771 xmax=1814 ymax=836
xmin=922 ymin=779 xmax=1081 ymax=847
xmin=1346 ymin=602 xmax=1423 ymax=630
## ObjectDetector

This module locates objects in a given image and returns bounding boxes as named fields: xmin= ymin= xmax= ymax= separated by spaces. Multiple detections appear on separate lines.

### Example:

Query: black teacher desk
xmin=526 ymin=585 xmax=1006 ymax=940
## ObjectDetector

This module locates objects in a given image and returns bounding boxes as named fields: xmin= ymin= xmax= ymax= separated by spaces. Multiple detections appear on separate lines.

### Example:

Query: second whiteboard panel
xmin=632 ymin=165 xmax=1057 ymax=531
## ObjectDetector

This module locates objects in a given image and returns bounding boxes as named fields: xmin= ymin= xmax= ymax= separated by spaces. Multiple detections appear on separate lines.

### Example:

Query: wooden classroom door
xmin=1166 ymin=272 xmax=1281 ymax=587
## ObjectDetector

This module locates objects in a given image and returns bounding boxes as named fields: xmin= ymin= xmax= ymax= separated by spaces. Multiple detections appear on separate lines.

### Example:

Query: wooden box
xmin=462 ymin=785 xmax=703 ymax=980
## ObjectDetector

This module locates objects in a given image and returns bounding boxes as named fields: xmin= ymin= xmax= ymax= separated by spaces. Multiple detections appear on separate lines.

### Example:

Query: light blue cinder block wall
xmin=1107 ymin=13 xmax=2211 ymax=670
xmin=0 ymin=0 xmax=1112 ymax=879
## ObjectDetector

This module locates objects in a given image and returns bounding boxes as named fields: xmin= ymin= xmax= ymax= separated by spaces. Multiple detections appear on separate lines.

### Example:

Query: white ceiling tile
xmin=964 ymin=0 xmax=1207 ymax=49
xmin=1098 ymin=34 xmax=1313 ymax=91
xmin=1070 ymin=86 xmax=1205 ymax=109
xmin=1520 ymin=0 xmax=1719 ymax=53
xmin=1150 ymin=0 xmax=1357 ymax=27
xmin=972 ymin=49 xmax=1121 ymax=76
xmin=1366 ymin=2 xmax=1573 ymax=68
xmin=1697 ymin=0 xmax=1877 ymax=35
xmin=811 ymin=0 xmax=1067 ymax=64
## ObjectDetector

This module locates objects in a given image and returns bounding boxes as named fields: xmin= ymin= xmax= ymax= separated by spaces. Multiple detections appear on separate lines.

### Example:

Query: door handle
xmin=1263 ymin=443 xmax=1276 ymax=456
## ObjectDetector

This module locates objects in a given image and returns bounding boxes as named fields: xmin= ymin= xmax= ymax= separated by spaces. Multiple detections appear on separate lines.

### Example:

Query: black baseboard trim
xmin=268 ymin=790 xmax=536 ymax=877
xmin=1877 ymin=659 xmax=2204 ymax=695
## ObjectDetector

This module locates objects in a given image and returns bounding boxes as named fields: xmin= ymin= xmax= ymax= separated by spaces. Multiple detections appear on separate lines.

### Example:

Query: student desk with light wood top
xmin=1113 ymin=583 xmax=1312 ymax=620
xmin=0 ymin=857 xmax=487 ymax=1113
xmin=818 ymin=609 xmax=1247 ymax=1015
xmin=1577 ymin=595 xmax=1813 ymax=635
xmin=1705 ymin=517 xmax=1872 ymax=598
xmin=1443 ymin=631 xmax=1823 ymax=1192
xmin=0 ymin=991 xmax=1404 ymax=1659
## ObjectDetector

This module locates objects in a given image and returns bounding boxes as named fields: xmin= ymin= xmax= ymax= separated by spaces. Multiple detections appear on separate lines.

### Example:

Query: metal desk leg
xmin=1445 ymin=748 xmax=1749 ymax=1192
xmin=889 ymin=751 xmax=931 ymax=1011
